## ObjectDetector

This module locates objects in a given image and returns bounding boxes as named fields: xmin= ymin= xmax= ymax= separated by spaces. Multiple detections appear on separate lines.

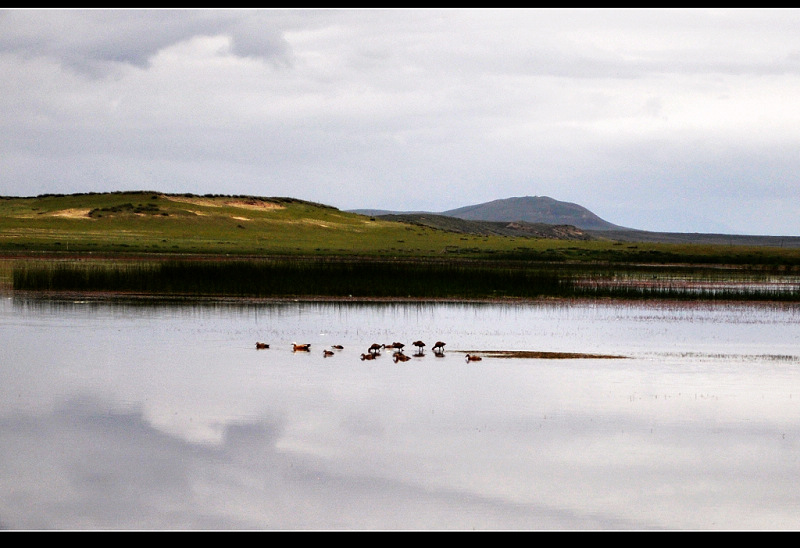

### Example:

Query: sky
xmin=2 ymin=8 xmax=800 ymax=236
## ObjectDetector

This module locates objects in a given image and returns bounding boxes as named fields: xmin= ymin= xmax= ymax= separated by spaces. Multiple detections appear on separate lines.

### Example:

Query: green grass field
xmin=2 ymin=191 xmax=800 ymax=265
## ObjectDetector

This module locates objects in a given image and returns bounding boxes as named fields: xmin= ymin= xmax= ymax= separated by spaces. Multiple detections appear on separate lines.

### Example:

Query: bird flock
xmin=255 ymin=339 xmax=482 ymax=362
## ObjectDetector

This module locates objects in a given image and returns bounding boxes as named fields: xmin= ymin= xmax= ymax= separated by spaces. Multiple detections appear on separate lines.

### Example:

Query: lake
xmin=2 ymin=295 xmax=800 ymax=530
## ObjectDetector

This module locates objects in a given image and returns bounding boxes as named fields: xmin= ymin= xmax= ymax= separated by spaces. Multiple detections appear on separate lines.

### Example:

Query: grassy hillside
xmin=376 ymin=213 xmax=595 ymax=240
xmin=0 ymin=191 xmax=483 ymax=257
xmin=2 ymin=191 xmax=800 ymax=269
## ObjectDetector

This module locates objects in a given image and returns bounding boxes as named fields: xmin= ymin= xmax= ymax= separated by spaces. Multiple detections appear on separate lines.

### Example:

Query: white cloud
xmin=2 ymin=8 xmax=800 ymax=234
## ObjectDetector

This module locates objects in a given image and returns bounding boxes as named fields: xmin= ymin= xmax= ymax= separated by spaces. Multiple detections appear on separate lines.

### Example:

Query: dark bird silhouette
xmin=465 ymin=353 xmax=482 ymax=362
xmin=412 ymin=341 xmax=425 ymax=354
xmin=393 ymin=352 xmax=411 ymax=363
xmin=323 ymin=349 xmax=334 ymax=357
xmin=360 ymin=352 xmax=376 ymax=361
xmin=368 ymin=343 xmax=383 ymax=354
xmin=292 ymin=343 xmax=311 ymax=352
xmin=331 ymin=345 xmax=344 ymax=350
xmin=432 ymin=341 xmax=446 ymax=354
xmin=255 ymin=342 xmax=269 ymax=349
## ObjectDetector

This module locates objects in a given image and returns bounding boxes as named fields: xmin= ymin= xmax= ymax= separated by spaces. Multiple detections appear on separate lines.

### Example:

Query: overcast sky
xmin=2 ymin=8 xmax=800 ymax=235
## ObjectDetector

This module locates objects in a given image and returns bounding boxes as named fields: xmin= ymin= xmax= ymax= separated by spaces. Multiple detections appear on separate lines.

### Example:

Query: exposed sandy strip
xmin=164 ymin=195 xmax=285 ymax=211
xmin=51 ymin=208 xmax=93 ymax=219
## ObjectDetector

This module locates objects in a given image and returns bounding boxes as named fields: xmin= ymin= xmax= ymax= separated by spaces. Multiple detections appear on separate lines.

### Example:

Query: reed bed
xmin=12 ymin=258 xmax=800 ymax=301
xmin=11 ymin=258 xmax=568 ymax=299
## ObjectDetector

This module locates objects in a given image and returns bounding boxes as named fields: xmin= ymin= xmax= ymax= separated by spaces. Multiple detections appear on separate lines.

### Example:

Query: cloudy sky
xmin=2 ymin=8 xmax=800 ymax=235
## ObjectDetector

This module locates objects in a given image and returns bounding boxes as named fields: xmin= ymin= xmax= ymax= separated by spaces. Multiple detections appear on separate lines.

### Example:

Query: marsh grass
xmin=11 ymin=258 xmax=568 ymax=299
xmin=12 ymin=258 xmax=800 ymax=301
xmin=569 ymin=283 xmax=800 ymax=301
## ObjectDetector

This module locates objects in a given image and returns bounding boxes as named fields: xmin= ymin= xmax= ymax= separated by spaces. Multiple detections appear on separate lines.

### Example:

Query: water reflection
xmin=2 ymin=296 xmax=800 ymax=529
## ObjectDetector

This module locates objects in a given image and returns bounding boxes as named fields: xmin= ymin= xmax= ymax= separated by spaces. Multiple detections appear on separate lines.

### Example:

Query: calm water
xmin=2 ymin=295 xmax=800 ymax=530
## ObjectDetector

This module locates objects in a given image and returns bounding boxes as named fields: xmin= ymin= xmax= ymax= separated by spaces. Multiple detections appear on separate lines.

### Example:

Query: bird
xmin=292 ymin=343 xmax=311 ymax=352
xmin=432 ymin=341 xmax=446 ymax=354
xmin=392 ymin=342 xmax=405 ymax=350
xmin=360 ymin=353 xmax=376 ymax=361
xmin=368 ymin=343 xmax=383 ymax=354
xmin=255 ymin=342 xmax=269 ymax=349
xmin=393 ymin=352 xmax=411 ymax=363
xmin=465 ymin=353 xmax=482 ymax=362
xmin=331 ymin=345 xmax=344 ymax=350
xmin=323 ymin=349 xmax=334 ymax=357
xmin=412 ymin=341 xmax=425 ymax=354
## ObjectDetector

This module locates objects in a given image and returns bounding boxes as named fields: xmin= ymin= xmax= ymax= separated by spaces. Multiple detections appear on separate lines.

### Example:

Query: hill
xmin=0 ymin=191 xmax=401 ymax=256
xmin=441 ymin=196 xmax=627 ymax=231
xmin=351 ymin=196 xmax=626 ymax=231
xmin=352 ymin=196 xmax=800 ymax=248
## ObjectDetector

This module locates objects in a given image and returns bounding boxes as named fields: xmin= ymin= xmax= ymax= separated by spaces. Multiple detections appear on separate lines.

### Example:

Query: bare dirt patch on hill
xmin=50 ymin=208 xmax=94 ymax=219
xmin=164 ymin=195 xmax=285 ymax=211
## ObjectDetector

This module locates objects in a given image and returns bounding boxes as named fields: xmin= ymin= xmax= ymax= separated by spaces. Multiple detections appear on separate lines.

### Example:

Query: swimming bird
xmin=393 ymin=352 xmax=411 ymax=363
xmin=360 ymin=353 xmax=375 ymax=361
xmin=331 ymin=345 xmax=344 ymax=350
xmin=323 ymin=349 xmax=334 ymax=357
xmin=465 ymin=353 xmax=482 ymax=362
xmin=255 ymin=342 xmax=269 ymax=349
xmin=432 ymin=341 xmax=446 ymax=354
xmin=292 ymin=343 xmax=311 ymax=352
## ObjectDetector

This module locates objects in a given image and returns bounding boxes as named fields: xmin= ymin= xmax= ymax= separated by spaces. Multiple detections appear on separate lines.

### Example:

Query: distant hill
xmin=351 ymin=196 xmax=627 ymax=231
xmin=350 ymin=196 xmax=800 ymax=247
xmin=441 ymin=196 xmax=626 ymax=231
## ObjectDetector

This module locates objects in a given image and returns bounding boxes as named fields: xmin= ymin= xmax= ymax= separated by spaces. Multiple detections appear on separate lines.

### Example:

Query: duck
xmin=292 ymin=343 xmax=311 ymax=352
xmin=360 ymin=352 xmax=376 ymax=361
xmin=393 ymin=352 xmax=411 ymax=363
xmin=465 ymin=353 xmax=482 ymax=362
xmin=331 ymin=345 xmax=344 ymax=350
xmin=323 ymin=349 xmax=334 ymax=357
xmin=255 ymin=342 xmax=269 ymax=349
